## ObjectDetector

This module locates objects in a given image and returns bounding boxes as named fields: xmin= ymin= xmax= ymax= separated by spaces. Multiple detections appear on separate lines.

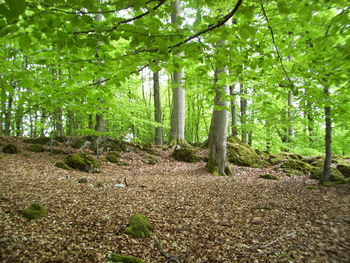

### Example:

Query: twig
xmin=258 ymin=232 xmax=296 ymax=249
xmin=155 ymin=239 xmax=183 ymax=263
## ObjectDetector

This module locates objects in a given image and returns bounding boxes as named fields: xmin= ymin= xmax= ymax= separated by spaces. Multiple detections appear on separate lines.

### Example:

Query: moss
xmin=106 ymin=151 xmax=121 ymax=163
xmin=227 ymin=137 xmax=265 ymax=167
xmin=55 ymin=161 xmax=70 ymax=170
xmin=107 ymin=253 xmax=144 ymax=263
xmin=280 ymin=152 xmax=303 ymax=160
xmin=50 ymin=148 xmax=69 ymax=155
xmin=320 ymin=181 xmax=338 ymax=187
xmin=124 ymin=214 xmax=152 ymax=238
xmin=282 ymin=168 xmax=305 ymax=177
xmin=280 ymin=159 xmax=313 ymax=175
xmin=172 ymin=145 xmax=200 ymax=163
xmin=23 ymin=137 xmax=58 ymax=146
xmin=22 ymin=203 xmax=48 ymax=220
xmin=337 ymin=164 xmax=350 ymax=178
xmin=3 ymin=144 xmax=19 ymax=154
xmin=260 ymin=174 xmax=278 ymax=180
xmin=96 ymin=182 xmax=105 ymax=188
xmin=310 ymin=167 xmax=347 ymax=183
xmin=54 ymin=136 xmax=69 ymax=143
xmin=306 ymin=186 xmax=318 ymax=190
xmin=26 ymin=144 xmax=45 ymax=152
xmin=269 ymin=154 xmax=292 ymax=165
xmin=143 ymin=154 xmax=158 ymax=165
xmin=64 ymin=153 xmax=100 ymax=173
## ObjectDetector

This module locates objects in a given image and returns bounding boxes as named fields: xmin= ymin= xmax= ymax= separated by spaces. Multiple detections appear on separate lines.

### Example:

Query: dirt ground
xmin=0 ymin=138 xmax=349 ymax=263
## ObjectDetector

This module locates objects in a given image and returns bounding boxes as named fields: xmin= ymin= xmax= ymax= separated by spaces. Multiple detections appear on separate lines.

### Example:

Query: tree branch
xmin=260 ymin=0 xmax=295 ymax=88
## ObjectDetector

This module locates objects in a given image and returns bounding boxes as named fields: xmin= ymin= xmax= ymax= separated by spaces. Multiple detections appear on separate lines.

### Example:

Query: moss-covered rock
xmin=26 ymin=144 xmax=45 ymax=152
xmin=50 ymin=148 xmax=69 ymax=155
xmin=106 ymin=151 xmax=121 ymax=163
xmin=310 ymin=167 xmax=347 ymax=183
xmin=282 ymin=168 xmax=305 ymax=177
xmin=55 ymin=161 xmax=70 ymax=170
xmin=107 ymin=253 xmax=144 ymax=263
xmin=280 ymin=152 xmax=303 ymax=160
xmin=53 ymin=136 xmax=69 ymax=143
xmin=64 ymin=153 xmax=100 ymax=173
xmin=22 ymin=203 xmax=48 ymax=220
xmin=260 ymin=174 xmax=278 ymax=180
xmin=143 ymin=154 xmax=158 ymax=165
xmin=280 ymin=159 xmax=313 ymax=175
xmin=269 ymin=154 xmax=292 ymax=165
xmin=337 ymin=164 xmax=350 ymax=178
xmin=23 ymin=137 xmax=59 ymax=146
xmin=3 ymin=144 xmax=19 ymax=154
xmin=172 ymin=145 xmax=200 ymax=163
xmin=124 ymin=214 xmax=152 ymax=238
xmin=227 ymin=137 xmax=265 ymax=167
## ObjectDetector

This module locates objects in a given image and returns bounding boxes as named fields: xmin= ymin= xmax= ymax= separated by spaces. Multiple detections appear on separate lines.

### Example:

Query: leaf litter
xmin=0 ymin=138 xmax=349 ymax=263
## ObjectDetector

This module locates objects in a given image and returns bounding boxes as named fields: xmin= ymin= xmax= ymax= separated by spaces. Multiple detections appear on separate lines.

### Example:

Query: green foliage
xmin=22 ymin=203 xmax=47 ymax=220
xmin=107 ymin=253 xmax=144 ymax=263
xmin=124 ymin=214 xmax=152 ymax=238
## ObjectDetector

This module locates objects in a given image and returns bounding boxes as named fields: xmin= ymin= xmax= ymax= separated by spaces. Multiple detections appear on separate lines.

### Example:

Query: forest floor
xmin=0 ymin=137 xmax=349 ymax=263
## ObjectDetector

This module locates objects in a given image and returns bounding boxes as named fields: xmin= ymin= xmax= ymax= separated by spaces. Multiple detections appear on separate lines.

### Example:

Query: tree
xmin=153 ymin=70 xmax=163 ymax=145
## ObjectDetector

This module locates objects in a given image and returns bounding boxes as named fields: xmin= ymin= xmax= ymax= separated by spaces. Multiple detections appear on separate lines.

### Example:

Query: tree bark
xmin=322 ymin=86 xmax=332 ymax=183
xmin=4 ymin=92 xmax=14 ymax=136
xmin=240 ymin=83 xmax=247 ymax=143
xmin=207 ymin=40 xmax=231 ymax=176
xmin=230 ymin=85 xmax=238 ymax=138
xmin=287 ymin=90 xmax=294 ymax=141
xmin=0 ymin=85 xmax=6 ymax=136
xmin=153 ymin=71 xmax=163 ymax=145
xmin=169 ymin=0 xmax=186 ymax=146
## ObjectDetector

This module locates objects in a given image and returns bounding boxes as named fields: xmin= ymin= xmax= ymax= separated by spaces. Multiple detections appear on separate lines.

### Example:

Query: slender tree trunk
xmin=169 ymin=0 xmax=186 ymax=146
xmin=322 ymin=86 xmax=332 ymax=183
xmin=240 ymin=83 xmax=247 ymax=143
xmin=287 ymin=90 xmax=294 ymax=140
xmin=153 ymin=71 xmax=163 ymax=145
xmin=0 ymin=85 xmax=6 ymax=136
xmin=40 ymin=109 xmax=46 ymax=137
xmin=4 ymin=92 xmax=14 ymax=136
xmin=230 ymin=86 xmax=238 ymax=138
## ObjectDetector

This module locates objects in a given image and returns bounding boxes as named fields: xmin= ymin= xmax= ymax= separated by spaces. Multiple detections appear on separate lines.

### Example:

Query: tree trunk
xmin=287 ymin=90 xmax=294 ymax=141
xmin=0 ymin=85 xmax=6 ymax=136
xmin=322 ymin=86 xmax=332 ymax=183
xmin=240 ymin=83 xmax=247 ymax=143
xmin=153 ymin=71 xmax=163 ymax=145
xmin=169 ymin=0 xmax=186 ymax=146
xmin=230 ymin=85 xmax=238 ymax=138
xmin=206 ymin=40 xmax=231 ymax=176
xmin=4 ymin=92 xmax=14 ymax=136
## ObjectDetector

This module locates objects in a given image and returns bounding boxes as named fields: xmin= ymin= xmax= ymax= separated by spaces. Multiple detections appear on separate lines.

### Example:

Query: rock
xmin=26 ymin=144 xmax=45 ymax=152
xmin=3 ymin=144 xmax=19 ymax=154
xmin=23 ymin=137 xmax=59 ymax=146
xmin=310 ymin=167 xmax=347 ymax=183
xmin=282 ymin=168 xmax=305 ymax=176
xmin=143 ymin=154 xmax=158 ymax=165
xmin=337 ymin=164 xmax=350 ymax=178
xmin=107 ymin=253 xmax=144 ymax=263
xmin=260 ymin=174 xmax=278 ymax=180
xmin=22 ymin=203 xmax=47 ymax=220
xmin=172 ymin=145 xmax=200 ymax=163
xmin=106 ymin=151 xmax=121 ymax=163
xmin=64 ymin=153 xmax=101 ymax=173
xmin=280 ymin=159 xmax=313 ymax=175
xmin=50 ymin=148 xmax=69 ymax=155
xmin=55 ymin=161 xmax=70 ymax=170
xmin=269 ymin=154 xmax=292 ymax=165
xmin=124 ymin=214 xmax=152 ymax=238
xmin=227 ymin=137 xmax=265 ymax=167
xmin=78 ymin=178 xmax=88 ymax=183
